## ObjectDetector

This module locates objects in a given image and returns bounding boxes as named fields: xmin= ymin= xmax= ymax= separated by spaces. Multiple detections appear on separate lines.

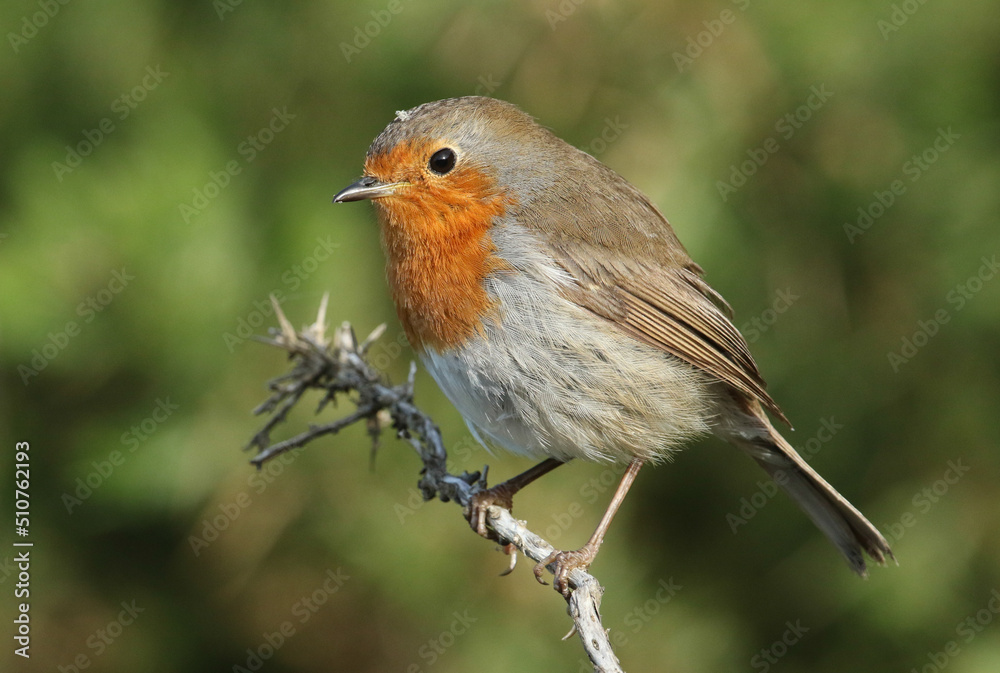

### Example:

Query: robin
xmin=334 ymin=96 xmax=893 ymax=595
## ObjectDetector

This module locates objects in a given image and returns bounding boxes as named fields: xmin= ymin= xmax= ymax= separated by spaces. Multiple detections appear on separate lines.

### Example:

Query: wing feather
xmin=508 ymin=143 xmax=789 ymax=425
xmin=558 ymin=251 xmax=787 ymax=424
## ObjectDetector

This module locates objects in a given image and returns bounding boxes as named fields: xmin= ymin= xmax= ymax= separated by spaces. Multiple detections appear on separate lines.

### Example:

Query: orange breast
xmin=365 ymin=142 xmax=512 ymax=352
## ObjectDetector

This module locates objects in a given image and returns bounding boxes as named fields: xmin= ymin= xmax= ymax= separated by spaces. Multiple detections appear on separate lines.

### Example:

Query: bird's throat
xmin=375 ymin=195 xmax=509 ymax=352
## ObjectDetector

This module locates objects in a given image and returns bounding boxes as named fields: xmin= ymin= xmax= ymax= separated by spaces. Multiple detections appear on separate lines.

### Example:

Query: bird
xmin=333 ymin=96 xmax=893 ymax=595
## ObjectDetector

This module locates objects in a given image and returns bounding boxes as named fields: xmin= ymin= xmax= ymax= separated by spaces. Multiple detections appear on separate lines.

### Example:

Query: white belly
xmin=419 ymin=226 xmax=717 ymax=464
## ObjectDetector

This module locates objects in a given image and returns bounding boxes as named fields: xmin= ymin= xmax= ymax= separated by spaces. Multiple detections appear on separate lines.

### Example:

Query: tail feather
xmin=721 ymin=401 xmax=894 ymax=576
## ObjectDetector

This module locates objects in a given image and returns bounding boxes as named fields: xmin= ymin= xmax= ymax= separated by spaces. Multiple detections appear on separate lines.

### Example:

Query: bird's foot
xmin=533 ymin=543 xmax=599 ymax=597
xmin=464 ymin=482 xmax=516 ymax=540
xmin=465 ymin=484 xmax=520 ymax=573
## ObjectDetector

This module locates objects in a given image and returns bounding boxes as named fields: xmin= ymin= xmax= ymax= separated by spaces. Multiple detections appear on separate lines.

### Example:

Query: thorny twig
xmin=247 ymin=295 xmax=625 ymax=673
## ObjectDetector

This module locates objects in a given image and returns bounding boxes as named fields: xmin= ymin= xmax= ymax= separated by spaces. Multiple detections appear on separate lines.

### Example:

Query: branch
xmin=247 ymin=295 xmax=624 ymax=673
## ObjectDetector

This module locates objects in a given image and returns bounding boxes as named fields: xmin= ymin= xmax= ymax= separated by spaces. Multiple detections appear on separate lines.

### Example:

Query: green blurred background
xmin=2 ymin=0 xmax=999 ymax=671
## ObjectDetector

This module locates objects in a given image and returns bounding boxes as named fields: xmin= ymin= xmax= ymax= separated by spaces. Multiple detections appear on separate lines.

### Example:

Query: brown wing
xmin=511 ymin=145 xmax=789 ymax=425
xmin=553 ymin=244 xmax=789 ymax=426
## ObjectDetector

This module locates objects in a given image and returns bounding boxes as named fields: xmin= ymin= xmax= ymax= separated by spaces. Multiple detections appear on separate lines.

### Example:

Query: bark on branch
xmin=246 ymin=295 xmax=625 ymax=672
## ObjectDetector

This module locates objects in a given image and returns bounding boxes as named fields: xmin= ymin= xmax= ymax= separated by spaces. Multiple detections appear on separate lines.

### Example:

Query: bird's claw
xmin=464 ymin=497 xmax=519 ymax=576
xmin=498 ymin=543 xmax=518 ymax=576
xmin=466 ymin=486 xmax=519 ymax=576
xmin=532 ymin=545 xmax=598 ymax=597
xmin=465 ymin=484 xmax=515 ymax=539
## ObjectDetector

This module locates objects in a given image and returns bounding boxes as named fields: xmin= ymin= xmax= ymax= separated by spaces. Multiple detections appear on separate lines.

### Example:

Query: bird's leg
xmin=534 ymin=459 xmax=644 ymax=596
xmin=466 ymin=458 xmax=565 ymax=539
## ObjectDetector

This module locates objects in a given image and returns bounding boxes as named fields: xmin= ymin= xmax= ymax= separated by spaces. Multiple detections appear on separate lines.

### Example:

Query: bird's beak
xmin=333 ymin=176 xmax=407 ymax=203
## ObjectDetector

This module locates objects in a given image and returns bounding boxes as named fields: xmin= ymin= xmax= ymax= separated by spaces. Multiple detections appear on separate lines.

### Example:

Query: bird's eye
xmin=428 ymin=148 xmax=456 ymax=175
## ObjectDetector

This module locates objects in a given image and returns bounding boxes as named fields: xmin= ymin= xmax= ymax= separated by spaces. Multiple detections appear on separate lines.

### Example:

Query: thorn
xmin=316 ymin=292 xmax=329 ymax=333
xmin=360 ymin=323 xmax=387 ymax=354
xmin=335 ymin=322 xmax=357 ymax=362
xmin=561 ymin=624 xmax=578 ymax=641
xmin=402 ymin=361 xmax=417 ymax=395
xmin=272 ymin=295 xmax=295 ymax=342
